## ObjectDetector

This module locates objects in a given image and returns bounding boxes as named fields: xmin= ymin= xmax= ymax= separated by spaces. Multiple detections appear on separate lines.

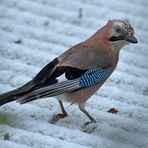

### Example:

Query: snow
xmin=0 ymin=0 xmax=148 ymax=148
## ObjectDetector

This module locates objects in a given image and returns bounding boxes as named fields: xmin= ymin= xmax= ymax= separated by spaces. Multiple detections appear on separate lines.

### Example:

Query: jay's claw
xmin=50 ymin=113 xmax=68 ymax=124
xmin=82 ymin=122 xmax=97 ymax=133
xmin=84 ymin=120 xmax=96 ymax=127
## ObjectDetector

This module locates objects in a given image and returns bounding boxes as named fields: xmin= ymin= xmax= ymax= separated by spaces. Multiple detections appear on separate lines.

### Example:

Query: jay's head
xmin=104 ymin=19 xmax=138 ymax=49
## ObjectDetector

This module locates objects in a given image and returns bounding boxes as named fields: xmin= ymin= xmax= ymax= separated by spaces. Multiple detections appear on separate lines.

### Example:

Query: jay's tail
xmin=17 ymin=78 xmax=80 ymax=104
xmin=0 ymin=78 xmax=80 ymax=105
xmin=0 ymin=80 xmax=36 ymax=106
xmin=0 ymin=88 xmax=19 ymax=106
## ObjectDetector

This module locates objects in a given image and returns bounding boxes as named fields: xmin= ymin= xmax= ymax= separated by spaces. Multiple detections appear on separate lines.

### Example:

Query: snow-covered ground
xmin=0 ymin=0 xmax=148 ymax=147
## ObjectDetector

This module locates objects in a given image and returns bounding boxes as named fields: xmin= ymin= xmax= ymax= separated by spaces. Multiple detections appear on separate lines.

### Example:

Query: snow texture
xmin=0 ymin=0 xmax=148 ymax=148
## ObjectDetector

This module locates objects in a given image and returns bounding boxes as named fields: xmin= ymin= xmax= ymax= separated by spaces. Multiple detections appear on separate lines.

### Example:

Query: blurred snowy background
xmin=0 ymin=0 xmax=148 ymax=148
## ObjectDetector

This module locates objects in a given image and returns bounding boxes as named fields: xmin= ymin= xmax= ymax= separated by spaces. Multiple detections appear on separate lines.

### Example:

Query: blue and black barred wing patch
xmin=79 ymin=68 xmax=109 ymax=87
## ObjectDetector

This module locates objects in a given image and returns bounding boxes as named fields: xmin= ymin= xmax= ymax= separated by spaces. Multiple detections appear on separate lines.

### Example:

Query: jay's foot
xmin=82 ymin=120 xmax=97 ymax=133
xmin=50 ymin=113 xmax=68 ymax=124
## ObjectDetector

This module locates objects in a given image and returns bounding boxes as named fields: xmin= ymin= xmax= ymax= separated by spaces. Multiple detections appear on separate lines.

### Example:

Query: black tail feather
xmin=0 ymin=88 xmax=19 ymax=106
xmin=18 ymin=78 xmax=80 ymax=104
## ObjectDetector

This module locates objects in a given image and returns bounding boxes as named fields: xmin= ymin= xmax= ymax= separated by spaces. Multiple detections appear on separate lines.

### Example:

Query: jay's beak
xmin=125 ymin=35 xmax=138 ymax=44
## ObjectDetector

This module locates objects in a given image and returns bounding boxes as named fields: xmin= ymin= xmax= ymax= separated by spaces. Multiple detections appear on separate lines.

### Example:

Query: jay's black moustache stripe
xmin=109 ymin=36 xmax=125 ymax=41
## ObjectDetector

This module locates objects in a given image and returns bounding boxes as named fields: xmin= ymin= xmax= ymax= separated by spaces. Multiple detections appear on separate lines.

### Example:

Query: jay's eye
xmin=114 ymin=25 xmax=122 ymax=33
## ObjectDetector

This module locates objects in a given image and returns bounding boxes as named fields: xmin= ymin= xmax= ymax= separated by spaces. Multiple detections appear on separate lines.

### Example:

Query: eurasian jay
xmin=0 ymin=19 xmax=138 ymax=124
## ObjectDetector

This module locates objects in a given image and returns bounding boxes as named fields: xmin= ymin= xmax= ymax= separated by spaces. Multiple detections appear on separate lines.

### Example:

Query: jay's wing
xmin=18 ymin=68 xmax=110 ymax=104
xmin=17 ymin=41 xmax=113 ymax=94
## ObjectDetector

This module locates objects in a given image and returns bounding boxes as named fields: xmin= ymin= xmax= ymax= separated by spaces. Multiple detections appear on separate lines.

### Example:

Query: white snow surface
xmin=0 ymin=0 xmax=148 ymax=148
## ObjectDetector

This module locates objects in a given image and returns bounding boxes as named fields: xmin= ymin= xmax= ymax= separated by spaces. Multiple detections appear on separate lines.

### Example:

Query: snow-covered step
xmin=0 ymin=58 xmax=38 ymax=78
xmin=0 ymin=43 xmax=56 ymax=67
xmin=0 ymin=19 xmax=79 ymax=47
xmin=0 ymin=5 xmax=92 ymax=40
xmin=75 ymin=0 xmax=148 ymax=19
xmin=124 ymin=43 xmax=148 ymax=57
xmin=88 ymin=95 xmax=148 ymax=123
xmin=0 ymin=103 xmax=147 ymax=148
xmin=99 ymin=85 xmax=148 ymax=108
xmin=117 ymin=61 xmax=148 ymax=78
xmin=0 ymin=30 xmax=65 ymax=56
xmin=1 ymin=0 xmax=148 ymax=32
xmin=1 ymin=98 xmax=148 ymax=139
xmin=0 ymin=125 xmax=91 ymax=148
xmin=0 ymin=140 xmax=31 ymax=148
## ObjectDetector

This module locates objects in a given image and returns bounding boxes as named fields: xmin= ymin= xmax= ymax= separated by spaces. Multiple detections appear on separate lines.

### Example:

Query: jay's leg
xmin=57 ymin=100 xmax=68 ymax=118
xmin=79 ymin=103 xmax=96 ymax=126
xmin=51 ymin=99 xmax=68 ymax=124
